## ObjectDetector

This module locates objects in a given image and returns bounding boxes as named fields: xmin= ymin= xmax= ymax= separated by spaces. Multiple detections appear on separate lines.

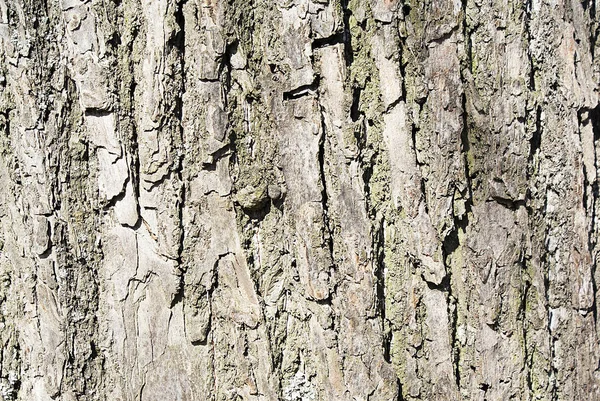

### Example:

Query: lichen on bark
xmin=0 ymin=0 xmax=599 ymax=400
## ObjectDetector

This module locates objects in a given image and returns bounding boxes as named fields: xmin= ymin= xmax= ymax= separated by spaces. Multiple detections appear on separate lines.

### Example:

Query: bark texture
xmin=0 ymin=0 xmax=599 ymax=400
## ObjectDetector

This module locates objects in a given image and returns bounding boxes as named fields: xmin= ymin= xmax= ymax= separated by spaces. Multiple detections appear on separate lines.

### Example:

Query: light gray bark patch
xmin=0 ymin=0 xmax=599 ymax=399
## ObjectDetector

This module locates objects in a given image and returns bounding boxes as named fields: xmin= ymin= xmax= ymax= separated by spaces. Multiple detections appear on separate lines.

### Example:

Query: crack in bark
xmin=340 ymin=0 xmax=354 ymax=66
xmin=170 ymin=0 xmax=187 ymax=309
xmin=586 ymin=0 xmax=598 ymax=58
xmin=524 ymin=0 xmax=536 ymax=93
xmin=283 ymin=80 xmax=319 ymax=101
xmin=528 ymin=106 xmax=542 ymax=169
xmin=519 ymin=256 xmax=534 ymax=394
xmin=317 ymin=101 xmax=335 ymax=281
xmin=374 ymin=217 xmax=391 ymax=363
xmin=312 ymin=32 xmax=345 ymax=49
xmin=590 ymin=106 xmax=599 ymax=327
xmin=460 ymin=74 xmax=474 ymax=204
xmin=350 ymin=87 xmax=361 ymax=122
xmin=583 ymin=105 xmax=600 ymax=326
xmin=488 ymin=196 xmax=527 ymax=211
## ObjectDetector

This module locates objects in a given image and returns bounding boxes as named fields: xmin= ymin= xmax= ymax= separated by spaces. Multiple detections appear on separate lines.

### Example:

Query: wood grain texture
xmin=0 ymin=0 xmax=598 ymax=399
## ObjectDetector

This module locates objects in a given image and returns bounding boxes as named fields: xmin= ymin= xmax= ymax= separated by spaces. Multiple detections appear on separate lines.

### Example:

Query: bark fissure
xmin=587 ymin=105 xmax=600 ymax=324
xmin=1 ymin=0 xmax=599 ymax=399
xmin=171 ymin=0 xmax=187 ymax=308
xmin=283 ymin=81 xmax=319 ymax=100
xmin=317 ymin=102 xmax=335 ymax=274
xmin=312 ymin=32 xmax=345 ymax=49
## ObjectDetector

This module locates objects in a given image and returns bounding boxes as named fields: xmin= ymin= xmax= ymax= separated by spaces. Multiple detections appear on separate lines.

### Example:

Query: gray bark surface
xmin=0 ymin=0 xmax=599 ymax=400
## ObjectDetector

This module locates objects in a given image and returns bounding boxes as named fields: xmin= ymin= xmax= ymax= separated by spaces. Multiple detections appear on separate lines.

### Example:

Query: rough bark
xmin=0 ymin=0 xmax=599 ymax=400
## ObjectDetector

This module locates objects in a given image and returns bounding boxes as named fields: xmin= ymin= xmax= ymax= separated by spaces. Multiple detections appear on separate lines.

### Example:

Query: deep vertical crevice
xmin=350 ymin=87 xmax=361 ymax=122
xmin=520 ymin=272 xmax=534 ymax=394
xmin=340 ymin=0 xmax=354 ymax=66
xmin=587 ymin=105 xmax=600 ymax=325
xmin=529 ymin=106 xmax=542 ymax=166
xmin=317 ymin=103 xmax=335 ymax=266
xmin=374 ymin=217 xmax=390 ymax=363
xmin=410 ymin=109 xmax=429 ymax=214
xmin=460 ymin=91 xmax=474 ymax=203
xmin=442 ymin=222 xmax=465 ymax=392
xmin=170 ymin=0 xmax=187 ymax=308
xmin=398 ymin=22 xmax=408 ymax=103
xmin=541 ymin=216 xmax=557 ymax=400
xmin=589 ymin=0 xmax=598 ymax=59
xmin=121 ymin=0 xmax=143 ymax=226
xmin=524 ymin=0 xmax=540 ymax=227
xmin=445 ymin=0 xmax=474 ymax=392
xmin=524 ymin=0 xmax=536 ymax=93
xmin=460 ymin=0 xmax=475 ymax=205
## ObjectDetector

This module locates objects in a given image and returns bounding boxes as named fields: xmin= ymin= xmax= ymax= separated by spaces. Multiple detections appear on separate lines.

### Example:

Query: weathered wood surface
xmin=0 ymin=0 xmax=599 ymax=399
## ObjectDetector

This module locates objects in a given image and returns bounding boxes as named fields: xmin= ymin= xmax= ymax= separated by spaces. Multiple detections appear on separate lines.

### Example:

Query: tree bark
xmin=0 ymin=0 xmax=599 ymax=400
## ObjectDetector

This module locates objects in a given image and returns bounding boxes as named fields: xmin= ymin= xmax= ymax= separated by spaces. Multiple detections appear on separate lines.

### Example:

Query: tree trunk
xmin=0 ymin=0 xmax=599 ymax=399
